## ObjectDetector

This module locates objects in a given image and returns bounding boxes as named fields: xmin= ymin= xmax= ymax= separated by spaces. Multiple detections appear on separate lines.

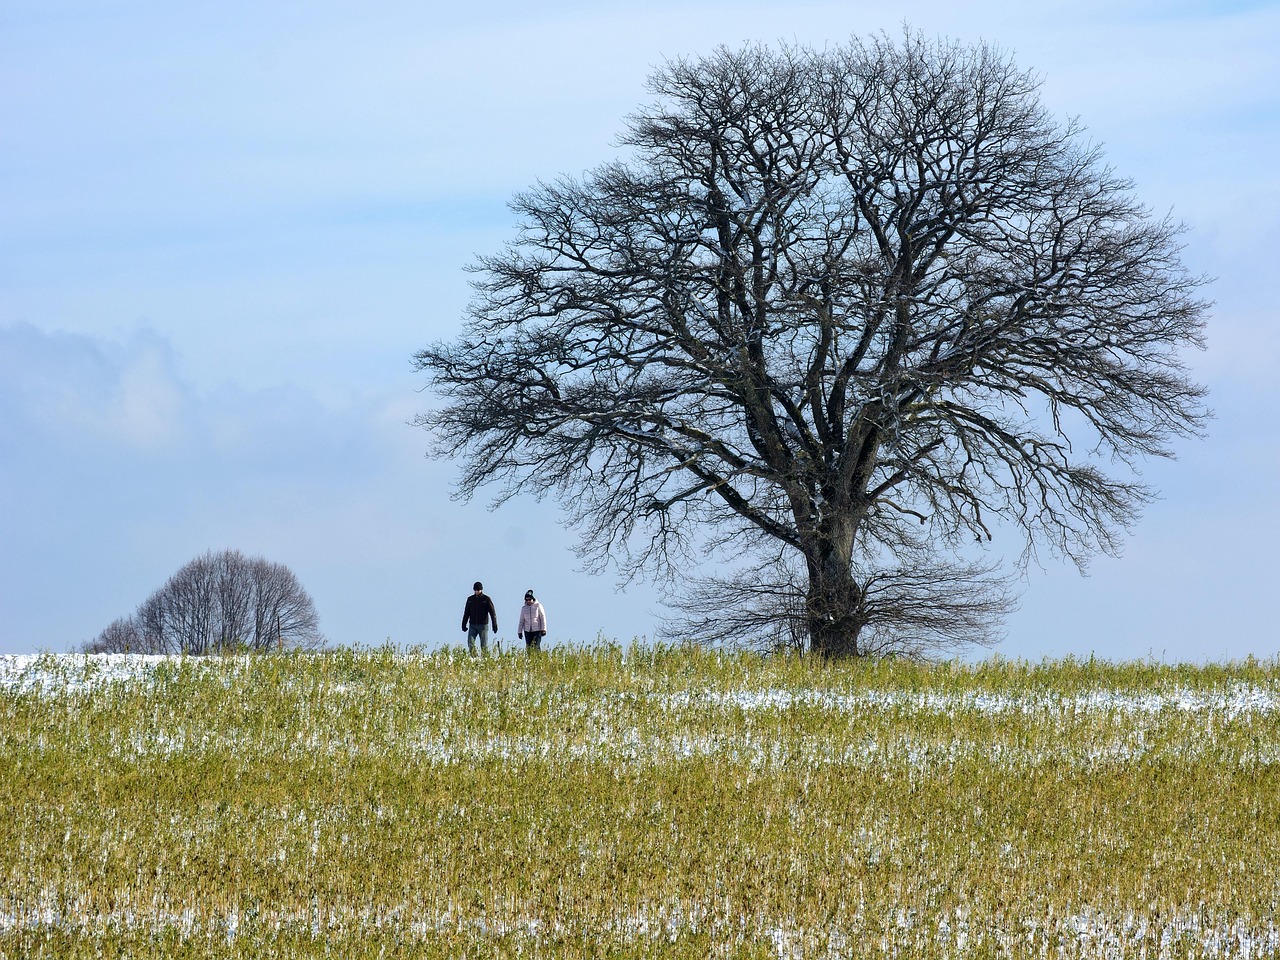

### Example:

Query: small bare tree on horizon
xmin=414 ymin=31 xmax=1209 ymax=658
xmin=84 ymin=549 xmax=323 ymax=654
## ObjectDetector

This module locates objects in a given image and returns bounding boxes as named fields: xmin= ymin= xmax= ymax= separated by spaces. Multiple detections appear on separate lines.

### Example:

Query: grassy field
xmin=1 ymin=647 xmax=1277 ymax=958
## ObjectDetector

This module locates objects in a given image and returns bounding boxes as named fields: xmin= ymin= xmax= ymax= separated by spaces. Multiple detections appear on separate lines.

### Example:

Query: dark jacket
xmin=462 ymin=593 xmax=498 ymax=631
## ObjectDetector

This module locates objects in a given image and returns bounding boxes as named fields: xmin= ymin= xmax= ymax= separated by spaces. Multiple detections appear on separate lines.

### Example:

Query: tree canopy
xmin=86 ymin=549 xmax=323 ymax=654
xmin=414 ymin=32 xmax=1209 ymax=657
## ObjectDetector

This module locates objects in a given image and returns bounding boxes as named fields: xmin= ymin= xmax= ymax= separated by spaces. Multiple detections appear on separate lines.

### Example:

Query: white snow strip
xmin=653 ymin=685 xmax=1280 ymax=718
xmin=5 ymin=655 xmax=1277 ymax=720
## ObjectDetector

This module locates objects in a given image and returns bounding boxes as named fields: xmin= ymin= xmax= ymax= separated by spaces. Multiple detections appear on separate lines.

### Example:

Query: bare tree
xmin=662 ymin=543 xmax=1015 ymax=659
xmin=86 ymin=550 xmax=323 ymax=654
xmin=83 ymin=616 xmax=142 ymax=654
xmin=215 ymin=549 xmax=255 ymax=651
xmin=166 ymin=552 xmax=219 ymax=654
xmin=413 ymin=33 xmax=1209 ymax=658
xmin=247 ymin=556 xmax=318 ymax=651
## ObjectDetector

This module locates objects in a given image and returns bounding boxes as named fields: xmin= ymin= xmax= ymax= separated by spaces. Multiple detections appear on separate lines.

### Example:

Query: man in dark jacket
xmin=461 ymin=581 xmax=498 ymax=655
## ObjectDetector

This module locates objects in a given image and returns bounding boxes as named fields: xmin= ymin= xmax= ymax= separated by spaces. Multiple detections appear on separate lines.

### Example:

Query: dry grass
xmin=2 ymin=647 xmax=1277 ymax=957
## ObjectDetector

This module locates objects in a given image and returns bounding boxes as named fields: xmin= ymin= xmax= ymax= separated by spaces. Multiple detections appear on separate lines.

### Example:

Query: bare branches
xmin=413 ymin=30 xmax=1209 ymax=657
xmin=661 ymin=546 xmax=1016 ymax=660
xmin=86 ymin=550 xmax=323 ymax=654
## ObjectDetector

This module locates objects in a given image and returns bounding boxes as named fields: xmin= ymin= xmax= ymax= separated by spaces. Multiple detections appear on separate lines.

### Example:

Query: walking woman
xmin=517 ymin=590 xmax=547 ymax=652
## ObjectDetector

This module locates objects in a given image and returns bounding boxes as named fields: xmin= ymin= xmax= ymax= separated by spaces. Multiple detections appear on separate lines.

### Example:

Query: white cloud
xmin=0 ymin=325 xmax=188 ymax=453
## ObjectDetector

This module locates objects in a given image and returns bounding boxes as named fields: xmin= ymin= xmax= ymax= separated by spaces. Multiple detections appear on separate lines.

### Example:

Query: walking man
xmin=461 ymin=581 xmax=498 ymax=655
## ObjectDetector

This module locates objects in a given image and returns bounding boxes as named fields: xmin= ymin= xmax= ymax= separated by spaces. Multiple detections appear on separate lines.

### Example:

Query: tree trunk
xmin=805 ymin=539 xmax=864 ymax=659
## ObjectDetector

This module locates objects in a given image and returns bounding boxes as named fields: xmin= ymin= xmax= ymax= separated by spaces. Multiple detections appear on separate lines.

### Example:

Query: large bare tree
xmin=414 ymin=33 xmax=1208 ymax=657
xmin=86 ymin=549 xmax=323 ymax=654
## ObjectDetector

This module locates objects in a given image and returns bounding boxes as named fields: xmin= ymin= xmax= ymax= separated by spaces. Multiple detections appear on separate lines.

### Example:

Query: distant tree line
xmin=86 ymin=549 xmax=323 ymax=654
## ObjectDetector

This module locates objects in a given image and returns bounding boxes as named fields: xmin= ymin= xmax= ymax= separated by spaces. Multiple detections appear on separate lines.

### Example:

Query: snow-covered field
xmin=3 ymin=651 xmax=1277 ymax=958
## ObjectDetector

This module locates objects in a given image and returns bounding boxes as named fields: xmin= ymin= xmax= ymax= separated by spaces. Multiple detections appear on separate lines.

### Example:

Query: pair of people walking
xmin=460 ymin=582 xmax=548 ymax=654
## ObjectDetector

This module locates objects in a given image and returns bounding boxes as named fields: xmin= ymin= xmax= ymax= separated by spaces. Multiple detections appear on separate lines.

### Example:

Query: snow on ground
xmin=4 ymin=653 xmax=1278 ymax=717
xmin=4 ymin=654 xmax=1278 ymax=956
xmin=655 ymin=684 xmax=1280 ymax=718
xmin=0 ymin=653 xmax=222 ymax=695
xmin=2 ymin=901 xmax=1278 ymax=958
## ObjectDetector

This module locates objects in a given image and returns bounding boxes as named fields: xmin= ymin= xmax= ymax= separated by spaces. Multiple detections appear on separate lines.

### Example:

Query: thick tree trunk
xmin=804 ymin=537 xmax=864 ymax=659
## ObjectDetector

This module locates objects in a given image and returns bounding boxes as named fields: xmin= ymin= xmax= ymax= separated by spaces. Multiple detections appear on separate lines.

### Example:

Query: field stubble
xmin=1 ymin=648 xmax=1277 ymax=958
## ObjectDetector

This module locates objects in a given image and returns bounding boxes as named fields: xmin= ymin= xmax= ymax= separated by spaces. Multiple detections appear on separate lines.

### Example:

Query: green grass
xmin=2 ymin=647 xmax=1277 ymax=958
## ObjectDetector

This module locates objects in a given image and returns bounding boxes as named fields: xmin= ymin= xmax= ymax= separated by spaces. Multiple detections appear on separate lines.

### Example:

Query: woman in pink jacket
xmin=517 ymin=590 xmax=548 ymax=652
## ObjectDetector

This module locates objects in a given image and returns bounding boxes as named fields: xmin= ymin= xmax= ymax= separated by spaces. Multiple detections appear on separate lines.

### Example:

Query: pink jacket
xmin=518 ymin=601 xmax=547 ymax=635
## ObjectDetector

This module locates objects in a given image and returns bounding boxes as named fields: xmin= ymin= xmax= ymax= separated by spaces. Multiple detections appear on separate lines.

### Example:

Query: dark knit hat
xmin=524 ymin=590 xmax=535 ymax=600
xmin=473 ymin=582 xmax=483 ymax=591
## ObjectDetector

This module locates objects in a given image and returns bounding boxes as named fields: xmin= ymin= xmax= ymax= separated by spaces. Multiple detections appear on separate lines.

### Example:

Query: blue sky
xmin=2 ymin=0 xmax=1277 ymax=660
